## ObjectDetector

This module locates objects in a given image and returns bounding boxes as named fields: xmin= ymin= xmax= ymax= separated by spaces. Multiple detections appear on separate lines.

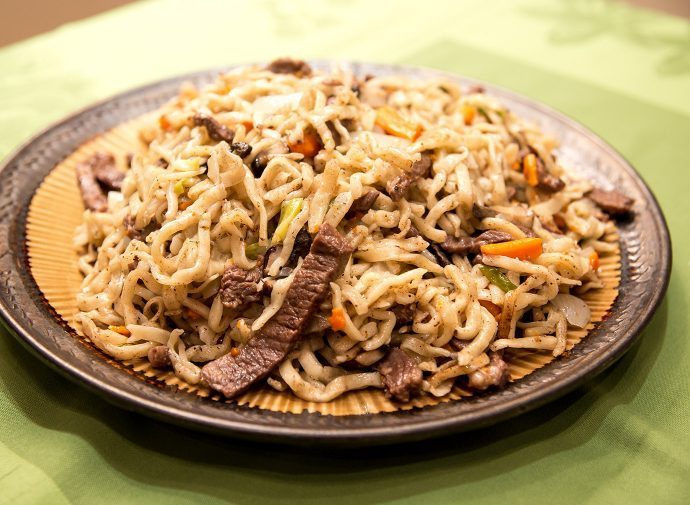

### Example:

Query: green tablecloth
xmin=1 ymin=1 xmax=689 ymax=503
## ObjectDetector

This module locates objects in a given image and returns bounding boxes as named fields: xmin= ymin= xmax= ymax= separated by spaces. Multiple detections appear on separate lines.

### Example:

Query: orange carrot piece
xmin=108 ymin=325 xmax=131 ymax=336
xmin=523 ymin=153 xmax=539 ymax=186
xmin=242 ymin=121 xmax=253 ymax=132
xmin=462 ymin=104 xmax=476 ymax=125
xmin=178 ymin=199 xmax=192 ymax=210
xmin=375 ymin=106 xmax=423 ymax=141
xmin=230 ymin=347 xmax=240 ymax=357
xmin=479 ymin=299 xmax=502 ymax=319
xmin=328 ymin=307 xmax=347 ymax=331
xmin=589 ymin=250 xmax=600 ymax=271
xmin=289 ymin=130 xmax=322 ymax=157
xmin=159 ymin=115 xmax=172 ymax=131
xmin=185 ymin=308 xmax=202 ymax=320
xmin=480 ymin=237 xmax=543 ymax=261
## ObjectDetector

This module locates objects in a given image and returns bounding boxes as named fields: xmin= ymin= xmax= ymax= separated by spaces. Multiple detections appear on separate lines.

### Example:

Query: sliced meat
xmin=193 ymin=113 xmax=234 ymax=144
xmin=88 ymin=152 xmax=125 ymax=191
xmin=439 ymin=230 xmax=513 ymax=255
xmin=220 ymin=262 xmax=263 ymax=309
xmin=201 ymin=224 xmax=353 ymax=398
xmin=76 ymin=158 xmax=108 ymax=212
xmin=305 ymin=313 xmax=331 ymax=334
xmin=345 ymin=190 xmax=380 ymax=218
xmin=535 ymin=157 xmax=565 ymax=193
xmin=467 ymin=352 xmax=509 ymax=390
xmin=230 ymin=141 xmax=252 ymax=158
xmin=148 ymin=345 xmax=171 ymax=369
xmin=124 ymin=215 xmax=142 ymax=240
xmin=428 ymin=243 xmax=451 ymax=266
xmin=391 ymin=303 xmax=416 ymax=325
xmin=288 ymin=227 xmax=313 ymax=265
xmin=266 ymin=58 xmax=312 ymax=77
xmin=472 ymin=204 xmax=498 ymax=220
xmin=377 ymin=348 xmax=422 ymax=402
xmin=386 ymin=152 xmax=433 ymax=201
xmin=588 ymin=188 xmax=634 ymax=216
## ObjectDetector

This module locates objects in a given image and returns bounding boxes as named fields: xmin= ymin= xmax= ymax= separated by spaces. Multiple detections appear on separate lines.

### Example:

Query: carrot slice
xmin=108 ymin=325 xmax=131 ymax=336
xmin=230 ymin=347 xmax=240 ymax=357
xmin=523 ymin=153 xmax=539 ymax=186
xmin=589 ymin=250 xmax=600 ymax=271
xmin=289 ymin=130 xmax=322 ymax=157
xmin=480 ymin=237 xmax=543 ymax=260
xmin=375 ymin=106 xmax=423 ymax=141
xmin=462 ymin=104 xmax=476 ymax=125
xmin=328 ymin=307 xmax=347 ymax=331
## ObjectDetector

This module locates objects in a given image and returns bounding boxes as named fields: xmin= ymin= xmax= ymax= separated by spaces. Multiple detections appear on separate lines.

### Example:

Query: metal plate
xmin=0 ymin=62 xmax=671 ymax=446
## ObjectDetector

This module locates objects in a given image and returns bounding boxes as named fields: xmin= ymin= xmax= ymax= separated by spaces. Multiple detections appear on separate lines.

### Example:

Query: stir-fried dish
xmin=74 ymin=59 xmax=634 ymax=402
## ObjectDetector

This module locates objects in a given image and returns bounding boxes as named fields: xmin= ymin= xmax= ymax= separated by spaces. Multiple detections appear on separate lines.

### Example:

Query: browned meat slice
xmin=305 ymin=313 xmax=331 ymax=334
xmin=345 ymin=190 xmax=380 ymax=218
xmin=193 ymin=113 xmax=234 ymax=144
xmin=220 ymin=262 xmax=263 ymax=309
xmin=88 ymin=152 xmax=125 ymax=191
xmin=230 ymin=141 xmax=252 ymax=158
xmin=588 ymin=188 xmax=634 ymax=216
xmin=535 ymin=157 xmax=565 ymax=193
xmin=386 ymin=152 xmax=433 ymax=201
xmin=467 ymin=352 xmax=509 ymax=390
xmin=472 ymin=204 xmax=498 ymax=220
xmin=288 ymin=227 xmax=313 ymax=265
xmin=391 ymin=303 xmax=416 ymax=325
xmin=201 ymin=224 xmax=353 ymax=398
xmin=377 ymin=348 xmax=422 ymax=402
xmin=124 ymin=215 xmax=142 ymax=240
xmin=148 ymin=345 xmax=171 ymax=369
xmin=428 ymin=243 xmax=451 ymax=266
xmin=266 ymin=58 xmax=312 ymax=77
xmin=440 ymin=230 xmax=513 ymax=255
xmin=76 ymin=158 xmax=108 ymax=212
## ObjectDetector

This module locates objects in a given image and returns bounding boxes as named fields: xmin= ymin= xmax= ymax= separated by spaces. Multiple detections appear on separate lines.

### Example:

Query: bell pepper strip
xmin=375 ymin=106 xmax=423 ymax=141
xmin=589 ymin=250 xmax=600 ymax=271
xmin=271 ymin=197 xmax=304 ymax=244
xmin=480 ymin=237 xmax=543 ymax=261
xmin=478 ymin=299 xmax=503 ymax=319
xmin=462 ymin=104 xmax=476 ymax=125
xmin=108 ymin=325 xmax=131 ymax=336
xmin=479 ymin=265 xmax=517 ymax=292
xmin=522 ymin=153 xmax=539 ymax=186
xmin=245 ymin=242 xmax=267 ymax=260
xmin=328 ymin=307 xmax=347 ymax=331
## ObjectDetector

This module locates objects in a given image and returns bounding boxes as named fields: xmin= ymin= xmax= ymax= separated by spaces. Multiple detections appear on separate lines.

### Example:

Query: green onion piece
xmin=479 ymin=265 xmax=517 ymax=292
xmin=173 ymin=179 xmax=186 ymax=195
xmin=245 ymin=242 xmax=267 ymax=260
xmin=477 ymin=106 xmax=492 ymax=123
xmin=271 ymin=198 xmax=304 ymax=244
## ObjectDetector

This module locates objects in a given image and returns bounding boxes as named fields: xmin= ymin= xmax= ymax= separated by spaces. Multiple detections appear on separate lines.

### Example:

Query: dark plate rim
xmin=0 ymin=61 xmax=672 ymax=445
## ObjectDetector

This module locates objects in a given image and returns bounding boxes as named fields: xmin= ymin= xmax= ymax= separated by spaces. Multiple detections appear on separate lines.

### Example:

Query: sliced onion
xmin=550 ymin=293 xmax=591 ymax=328
xmin=352 ymin=131 xmax=411 ymax=149
xmin=252 ymin=92 xmax=302 ymax=124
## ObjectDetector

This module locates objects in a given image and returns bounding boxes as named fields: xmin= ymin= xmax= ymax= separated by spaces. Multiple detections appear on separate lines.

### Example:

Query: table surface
xmin=1 ymin=1 xmax=689 ymax=503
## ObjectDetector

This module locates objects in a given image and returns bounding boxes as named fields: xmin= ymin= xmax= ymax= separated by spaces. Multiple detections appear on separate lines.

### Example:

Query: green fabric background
xmin=1 ymin=1 xmax=689 ymax=503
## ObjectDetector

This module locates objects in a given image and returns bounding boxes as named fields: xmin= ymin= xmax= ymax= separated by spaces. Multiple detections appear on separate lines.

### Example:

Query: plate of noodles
xmin=0 ymin=60 xmax=670 ymax=445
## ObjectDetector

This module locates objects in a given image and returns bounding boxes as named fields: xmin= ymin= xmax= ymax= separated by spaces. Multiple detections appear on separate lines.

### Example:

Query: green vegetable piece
xmin=479 ymin=265 xmax=517 ymax=292
xmin=271 ymin=198 xmax=304 ymax=244
xmin=245 ymin=242 xmax=267 ymax=260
